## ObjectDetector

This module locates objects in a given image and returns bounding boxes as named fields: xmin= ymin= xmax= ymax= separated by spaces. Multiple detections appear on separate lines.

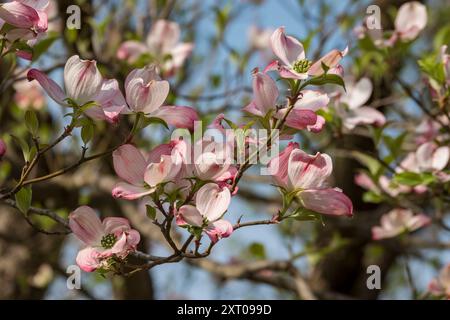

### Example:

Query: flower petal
xmin=64 ymin=55 xmax=103 ymax=105
xmin=299 ymin=188 xmax=353 ymax=216
xmin=177 ymin=205 xmax=203 ymax=227
xmin=195 ymin=183 xmax=231 ymax=222
xmin=150 ymin=105 xmax=199 ymax=130
xmin=252 ymin=71 xmax=278 ymax=115
xmin=270 ymin=26 xmax=305 ymax=66
xmin=113 ymin=144 xmax=147 ymax=185
xmin=69 ymin=206 xmax=104 ymax=245
xmin=103 ymin=217 xmax=130 ymax=234
xmin=75 ymin=247 xmax=101 ymax=272
xmin=287 ymin=149 xmax=333 ymax=189
xmin=205 ymin=219 xmax=233 ymax=243
xmin=112 ymin=182 xmax=154 ymax=200
xmin=27 ymin=69 xmax=67 ymax=106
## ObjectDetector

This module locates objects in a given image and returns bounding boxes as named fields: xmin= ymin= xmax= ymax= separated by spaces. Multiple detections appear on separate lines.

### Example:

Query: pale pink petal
xmin=75 ymin=247 xmax=101 ymax=272
xmin=103 ymin=217 xmax=130 ymax=234
xmin=343 ymin=107 xmax=385 ymax=130
xmin=194 ymin=151 xmax=231 ymax=181
xmin=144 ymin=154 xmax=181 ymax=187
xmin=0 ymin=1 xmax=39 ymax=28
xmin=113 ymin=144 xmax=147 ymax=185
xmin=252 ymin=71 xmax=278 ymax=115
xmin=125 ymin=77 xmax=169 ymax=114
xmin=277 ymin=108 xmax=317 ymax=131
xmin=243 ymin=101 xmax=264 ymax=117
xmin=63 ymin=55 xmax=103 ymax=105
xmin=109 ymin=233 xmax=127 ymax=256
xmin=164 ymin=42 xmax=194 ymax=72
xmin=126 ymin=229 xmax=141 ymax=248
xmin=287 ymin=149 xmax=333 ymax=189
xmin=112 ymin=182 xmax=154 ymax=200
xmin=195 ymin=183 xmax=231 ymax=222
xmin=270 ymin=26 xmax=305 ymax=66
xmin=69 ymin=206 xmax=104 ymax=246
xmin=299 ymin=188 xmax=353 ymax=217
xmin=340 ymin=77 xmax=372 ymax=110
xmin=307 ymin=115 xmax=325 ymax=133
xmin=432 ymin=146 xmax=450 ymax=171
xmin=20 ymin=0 xmax=49 ymax=11
xmin=178 ymin=205 xmax=204 ymax=227
xmin=205 ymin=219 xmax=233 ymax=243
xmin=268 ymin=142 xmax=299 ymax=188
xmin=294 ymin=90 xmax=330 ymax=111
xmin=27 ymin=69 xmax=67 ymax=106
xmin=147 ymin=142 xmax=173 ymax=163
xmin=151 ymin=105 xmax=198 ymax=130
xmin=309 ymin=47 xmax=348 ymax=76
xmin=116 ymin=40 xmax=148 ymax=63
xmin=146 ymin=19 xmax=180 ymax=54
xmin=278 ymin=65 xmax=308 ymax=79
xmin=395 ymin=2 xmax=427 ymax=41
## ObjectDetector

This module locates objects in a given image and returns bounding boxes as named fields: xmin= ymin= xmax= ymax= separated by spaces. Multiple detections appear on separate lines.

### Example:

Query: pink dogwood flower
xmin=267 ymin=26 xmax=347 ymax=79
xmin=428 ymin=264 xmax=450 ymax=299
xmin=124 ymin=64 xmax=198 ymax=130
xmin=268 ymin=144 xmax=353 ymax=216
xmin=177 ymin=183 xmax=233 ymax=243
xmin=0 ymin=1 xmax=49 ymax=59
xmin=400 ymin=142 xmax=450 ymax=173
xmin=243 ymin=69 xmax=279 ymax=117
xmin=248 ymin=25 xmax=273 ymax=51
xmin=372 ymin=208 xmax=431 ymax=240
xmin=28 ymin=55 xmax=127 ymax=123
xmin=117 ymin=19 xmax=193 ymax=76
xmin=335 ymin=77 xmax=385 ymax=130
xmin=69 ymin=206 xmax=140 ymax=272
xmin=191 ymin=139 xmax=234 ymax=182
xmin=112 ymin=141 xmax=185 ymax=200
xmin=393 ymin=1 xmax=427 ymax=42
xmin=276 ymin=90 xmax=329 ymax=132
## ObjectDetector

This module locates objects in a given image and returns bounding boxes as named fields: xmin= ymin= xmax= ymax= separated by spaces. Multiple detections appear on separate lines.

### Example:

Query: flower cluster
xmin=0 ymin=0 xmax=49 ymax=60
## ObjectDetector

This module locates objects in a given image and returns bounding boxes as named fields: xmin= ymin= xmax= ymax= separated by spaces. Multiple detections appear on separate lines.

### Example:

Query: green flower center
xmin=293 ymin=59 xmax=312 ymax=73
xmin=101 ymin=233 xmax=117 ymax=249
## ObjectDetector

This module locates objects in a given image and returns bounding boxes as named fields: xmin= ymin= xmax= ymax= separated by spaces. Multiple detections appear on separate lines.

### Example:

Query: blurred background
xmin=1 ymin=0 xmax=450 ymax=299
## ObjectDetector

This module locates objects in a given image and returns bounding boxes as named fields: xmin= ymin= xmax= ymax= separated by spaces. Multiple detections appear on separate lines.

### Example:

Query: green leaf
xmin=418 ymin=55 xmax=446 ymax=85
xmin=248 ymin=242 xmax=266 ymax=259
xmin=10 ymin=134 xmax=30 ymax=161
xmin=146 ymin=205 xmax=156 ymax=220
xmin=15 ymin=186 xmax=32 ymax=215
xmin=316 ymin=109 xmax=333 ymax=122
xmin=362 ymin=191 xmax=383 ymax=203
xmin=141 ymin=117 xmax=169 ymax=130
xmin=351 ymin=151 xmax=382 ymax=177
xmin=301 ymin=74 xmax=346 ymax=91
xmin=25 ymin=110 xmax=39 ymax=136
xmin=320 ymin=61 xmax=330 ymax=74
xmin=81 ymin=123 xmax=94 ymax=145
xmin=78 ymin=101 xmax=98 ymax=114
xmin=290 ymin=207 xmax=322 ymax=222
xmin=393 ymin=172 xmax=436 ymax=186
xmin=32 ymin=33 xmax=59 ymax=61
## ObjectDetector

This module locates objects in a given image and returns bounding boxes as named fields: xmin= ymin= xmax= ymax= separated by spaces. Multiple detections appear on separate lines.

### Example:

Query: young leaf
xmin=15 ymin=186 xmax=32 ymax=215
xmin=81 ymin=124 xmax=94 ymax=145
xmin=25 ymin=110 xmax=39 ymax=136
xmin=146 ymin=205 xmax=157 ymax=220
